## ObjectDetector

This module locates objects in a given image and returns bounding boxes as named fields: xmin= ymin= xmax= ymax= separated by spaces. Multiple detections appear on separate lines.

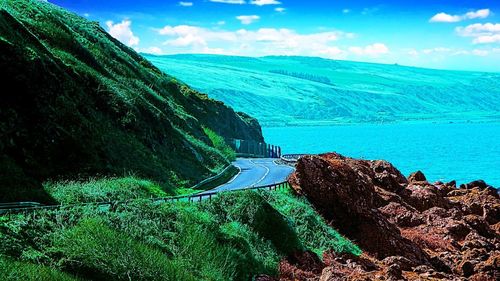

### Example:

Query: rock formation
xmin=284 ymin=153 xmax=499 ymax=280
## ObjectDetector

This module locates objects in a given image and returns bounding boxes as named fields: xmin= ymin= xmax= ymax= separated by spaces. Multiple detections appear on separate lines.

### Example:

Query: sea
xmin=263 ymin=122 xmax=500 ymax=188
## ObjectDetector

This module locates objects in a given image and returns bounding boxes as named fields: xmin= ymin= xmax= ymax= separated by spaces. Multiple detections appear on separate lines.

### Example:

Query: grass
xmin=203 ymin=127 xmax=236 ymax=161
xmin=0 ymin=0 xmax=263 ymax=203
xmin=145 ymin=54 xmax=500 ymax=127
xmin=0 ymin=189 xmax=360 ymax=280
xmin=0 ymin=257 xmax=78 ymax=281
xmin=55 ymin=218 xmax=193 ymax=281
xmin=43 ymin=176 xmax=169 ymax=204
xmin=261 ymin=188 xmax=362 ymax=257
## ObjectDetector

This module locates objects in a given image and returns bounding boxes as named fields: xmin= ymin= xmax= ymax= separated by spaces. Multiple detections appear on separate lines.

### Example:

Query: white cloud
xmin=472 ymin=49 xmax=489 ymax=56
xmin=209 ymin=0 xmax=245 ymax=4
xmin=429 ymin=13 xmax=462 ymax=23
xmin=83 ymin=13 xmax=90 ymax=17
xmin=140 ymin=46 xmax=163 ymax=55
xmin=408 ymin=47 xmax=496 ymax=58
xmin=430 ymin=8 xmax=490 ymax=23
xmin=178 ymin=1 xmax=193 ymax=6
xmin=408 ymin=49 xmax=419 ymax=56
xmin=217 ymin=21 xmax=226 ymax=25
xmin=348 ymin=43 xmax=389 ymax=56
xmin=250 ymin=0 xmax=280 ymax=5
xmin=456 ymin=23 xmax=500 ymax=44
xmin=422 ymin=47 xmax=452 ymax=54
xmin=473 ymin=34 xmax=500 ymax=44
xmin=275 ymin=7 xmax=286 ymax=13
xmin=465 ymin=9 xmax=490 ymax=19
xmin=236 ymin=15 xmax=260 ymax=25
xmin=155 ymin=25 xmax=352 ymax=59
xmin=105 ymin=20 xmax=139 ymax=46
xmin=342 ymin=9 xmax=350 ymax=14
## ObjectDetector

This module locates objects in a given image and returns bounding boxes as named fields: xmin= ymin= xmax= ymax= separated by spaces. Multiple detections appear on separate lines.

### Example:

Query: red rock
xmin=284 ymin=152 xmax=500 ymax=281
xmin=408 ymin=171 xmax=427 ymax=183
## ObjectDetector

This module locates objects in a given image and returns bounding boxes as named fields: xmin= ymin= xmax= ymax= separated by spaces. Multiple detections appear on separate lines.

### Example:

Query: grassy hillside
xmin=0 ymin=0 xmax=263 ymax=202
xmin=146 ymin=54 xmax=500 ymax=126
xmin=0 ymin=189 xmax=360 ymax=280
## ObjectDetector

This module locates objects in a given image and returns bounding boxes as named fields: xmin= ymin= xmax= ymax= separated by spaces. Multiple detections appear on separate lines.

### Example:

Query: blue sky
xmin=50 ymin=0 xmax=500 ymax=72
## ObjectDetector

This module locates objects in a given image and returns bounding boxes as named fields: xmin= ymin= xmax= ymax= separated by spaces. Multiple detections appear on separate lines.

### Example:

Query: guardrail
xmin=281 ymin=154 xmax=309 ymax=163
xmin=0 ymin=181 xmax=291 ymax=214
xmin=189 ymin=164 xmax=234 ymax=190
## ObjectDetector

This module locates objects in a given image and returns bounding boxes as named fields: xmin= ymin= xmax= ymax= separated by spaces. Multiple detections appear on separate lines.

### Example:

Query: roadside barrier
xmin=280 ymin=154 xmax=309 ymax=163
xmin=0 ymin=181 xmax=291 ymax=214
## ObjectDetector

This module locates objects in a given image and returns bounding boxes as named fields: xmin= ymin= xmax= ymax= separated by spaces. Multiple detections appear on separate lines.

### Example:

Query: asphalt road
xmin=201 ymin=158 xmax=294 ymax=194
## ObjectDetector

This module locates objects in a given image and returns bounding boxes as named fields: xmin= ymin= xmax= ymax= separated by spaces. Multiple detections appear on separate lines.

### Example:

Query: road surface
xmin=0 ymin=158 xmax=295 ymax=212
xmin=201 ymin=158 xmax=294 ymax=194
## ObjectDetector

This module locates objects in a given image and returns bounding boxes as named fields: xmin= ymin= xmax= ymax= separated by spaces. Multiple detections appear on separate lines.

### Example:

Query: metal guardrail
xmin=189 ymin=164 xmax=233 ymax=189
xmin=280 ymin=154 xmax=309 ymax=163
xmin=0 ymin=181 xmax=291 ymax=214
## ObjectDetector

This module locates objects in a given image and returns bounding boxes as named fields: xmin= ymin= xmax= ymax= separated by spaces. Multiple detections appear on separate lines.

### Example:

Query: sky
xmin=49 ymin=0 xmax=500 ymax=72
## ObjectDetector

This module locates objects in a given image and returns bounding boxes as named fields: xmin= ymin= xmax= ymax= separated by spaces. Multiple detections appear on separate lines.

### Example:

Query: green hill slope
xmin=145 ymin=54 xmax=500 ymax=126
xmin=0 ymin=0 xmax=263 ymax=202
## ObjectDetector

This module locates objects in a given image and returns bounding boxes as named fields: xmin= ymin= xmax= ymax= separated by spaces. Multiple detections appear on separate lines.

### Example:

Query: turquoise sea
xmin=263 ymin=122 xmax=500 ymax=187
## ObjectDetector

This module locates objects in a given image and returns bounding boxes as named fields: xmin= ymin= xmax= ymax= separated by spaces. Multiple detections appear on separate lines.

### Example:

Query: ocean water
xmin=263 ymin=123 xmax=500 ymax=187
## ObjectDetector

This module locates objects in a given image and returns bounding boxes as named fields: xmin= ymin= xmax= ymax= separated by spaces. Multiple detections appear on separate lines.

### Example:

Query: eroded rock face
xmin=287 ymin=153 xmax=500 ymax=281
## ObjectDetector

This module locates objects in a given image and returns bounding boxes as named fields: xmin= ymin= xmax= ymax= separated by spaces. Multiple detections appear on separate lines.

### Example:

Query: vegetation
xmin=203 ymin=127 xmax=236 ymax=161
xmin=0 ymin=189 xmax=360 ymax=280
xmin=0 ymin=0 xmax=263 ymax=202
xmin=146 ymin=54 xmax=500 ymax=126
xmin=44 ymin=177 xmax=169 ymax=204
xmin=0 ymin=258 xmax=78 ymax=281
xmin=269 ymin=69 xmax=332 ymax=85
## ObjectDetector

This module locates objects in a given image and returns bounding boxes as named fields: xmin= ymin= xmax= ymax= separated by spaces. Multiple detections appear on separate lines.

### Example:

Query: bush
xmin=0 ymin=190 xmax=361 ymax=281
xmin=54 ymin=218 xmax=194 ymax=281
xmin=44 ymin=176 xmax=168 ymax=204
xmin=261 ymin=189 xmax=362 ymax=256
xmin=203 ymin=191 xmax=303 ymax=255
xmin=0 ymin=257 xmax=78 ymax=281
xmin=203 ymin=127 xmax=236 ymax=161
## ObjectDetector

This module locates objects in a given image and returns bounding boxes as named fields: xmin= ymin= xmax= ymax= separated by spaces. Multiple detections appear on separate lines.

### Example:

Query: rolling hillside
xmin=145 ymin=54 xmax=500 ymax=126
xmin=0 ymin=0 xmax=262 ymax=202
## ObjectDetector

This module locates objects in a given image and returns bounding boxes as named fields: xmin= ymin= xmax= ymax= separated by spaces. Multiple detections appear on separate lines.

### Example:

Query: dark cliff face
xmin=286 ymin=153 xmax=500 ymax=281
xmin=0 ymin=0 xmax=263 ymax=202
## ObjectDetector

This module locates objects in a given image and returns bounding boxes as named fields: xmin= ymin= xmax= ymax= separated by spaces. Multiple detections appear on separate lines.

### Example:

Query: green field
xmin=0 ymin=189 xmax=360 ymax=281
xmin=146 ymin=54 xmax=500 ymax=126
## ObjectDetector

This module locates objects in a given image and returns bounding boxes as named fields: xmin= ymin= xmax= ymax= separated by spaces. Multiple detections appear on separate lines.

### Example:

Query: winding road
xmin=0 ymin=158 xmax=296 ymax=212
xmin=201 ymin=158 xmax=295 ymax=194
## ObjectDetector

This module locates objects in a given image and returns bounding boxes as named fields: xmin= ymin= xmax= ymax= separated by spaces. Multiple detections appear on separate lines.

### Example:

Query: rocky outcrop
xmin=288 ymin=153 xmax=500 ymax=281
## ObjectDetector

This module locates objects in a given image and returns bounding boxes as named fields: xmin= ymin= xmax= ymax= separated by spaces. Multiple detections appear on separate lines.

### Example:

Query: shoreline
xmin=262 ymin=118 xmax=500 ymax=128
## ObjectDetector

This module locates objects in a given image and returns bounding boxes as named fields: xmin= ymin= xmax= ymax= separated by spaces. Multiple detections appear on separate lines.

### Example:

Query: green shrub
xmin=0 ymin=190 xmax=361 ymax=281
xmin=219 ymin=222 xmax=280 ymax=277
xmin=203 ymin=191 xmax=303 ymax=255
xmin=261 ymin=189 xmax=362 ymax=256
xmin=0 ymin=257 xmax=78 ymax=281
xmin=44 ymin=176 xmax=168 ymax=204
xmin=203 ymin=127 xmax=236 ymax=161
xmin=54 ymin=218 xmax=194 ymax=281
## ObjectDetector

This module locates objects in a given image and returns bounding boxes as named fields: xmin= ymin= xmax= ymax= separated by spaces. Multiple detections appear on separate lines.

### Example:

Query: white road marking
xmin=249 ymin=159 xmax=270 ymax=187
xmin=226 ymin=166 xmax=242 ymax=184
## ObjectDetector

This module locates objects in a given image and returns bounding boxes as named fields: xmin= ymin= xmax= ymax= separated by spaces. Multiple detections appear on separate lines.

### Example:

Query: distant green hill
xmin=0 ymin=0 xmax=262 ymax=202
xmin=145 ymin=54 xmax=500 ymax=126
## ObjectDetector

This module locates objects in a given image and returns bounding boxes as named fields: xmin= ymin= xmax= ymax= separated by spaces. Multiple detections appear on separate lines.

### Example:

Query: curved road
xmin=201 ymin=158 xmax=294 ymax=194
xmin=0 ymin=158 xmax=295 ymax=212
